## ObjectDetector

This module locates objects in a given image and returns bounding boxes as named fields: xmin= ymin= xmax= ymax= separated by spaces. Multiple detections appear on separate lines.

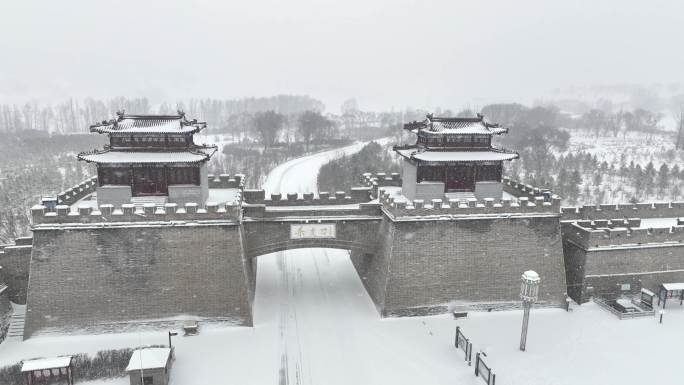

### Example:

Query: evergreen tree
xmin=632 ymin=165 xmax=644 ymax=199
xmin=644 ymin=161 xmax=656 ymax=196
xmin=567 ymin=170 xmax=582 ymax=203
xmin=657 ymin=163 xmax=670 ymax=195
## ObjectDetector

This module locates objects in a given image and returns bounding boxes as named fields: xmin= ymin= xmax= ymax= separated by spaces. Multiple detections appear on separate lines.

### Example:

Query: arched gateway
xmin=23 ymin=113 xmax=567 ymax=338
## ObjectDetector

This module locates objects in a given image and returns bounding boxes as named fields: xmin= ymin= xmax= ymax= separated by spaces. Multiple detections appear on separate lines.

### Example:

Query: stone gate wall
xmin=25 ymin=223 xmax=252 ymax=337
xmin=380 ymin=214 xmax=567 ymax=315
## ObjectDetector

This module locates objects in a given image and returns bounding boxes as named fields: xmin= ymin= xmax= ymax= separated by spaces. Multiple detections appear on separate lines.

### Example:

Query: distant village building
xmin=78 ymin=111 xmax=217 ymax=206
xmin=395 ymin=114 xmax=518 ymax=201
xmin=126 ymin=348 xmax=173 ymax=385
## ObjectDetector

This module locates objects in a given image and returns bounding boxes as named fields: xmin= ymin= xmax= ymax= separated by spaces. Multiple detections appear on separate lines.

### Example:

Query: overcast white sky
xmin=1 ymin=0 xmax=683 ymax=112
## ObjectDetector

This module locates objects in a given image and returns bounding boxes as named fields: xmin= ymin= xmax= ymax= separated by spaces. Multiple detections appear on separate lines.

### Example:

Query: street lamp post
xmin=519 ymin=270 xmax=540 ymax=352
xmin=168 ymin=331 xmax=178 ymax=350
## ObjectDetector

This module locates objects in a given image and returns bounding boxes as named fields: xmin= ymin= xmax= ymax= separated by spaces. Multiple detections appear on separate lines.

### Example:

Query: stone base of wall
xmin=25 ymin=224 xmax=252 ymax=338
xmin=379 ymin=214 xmax=567 ymax=315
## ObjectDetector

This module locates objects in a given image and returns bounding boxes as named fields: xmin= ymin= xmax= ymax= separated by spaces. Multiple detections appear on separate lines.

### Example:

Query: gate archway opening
xmin=250 ymin=248 xmax=380 ymax=325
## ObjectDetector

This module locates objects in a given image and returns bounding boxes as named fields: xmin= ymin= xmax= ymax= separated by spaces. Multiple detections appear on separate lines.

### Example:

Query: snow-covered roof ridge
xmin=21 ymin=356 xmax=72 ymax=372
xmin=126 ymin=347 xmax=171 ymax=371
xmin=90 ymin=112 xmax=207 ymax=134
xmin=403 ymin=113 xmax=509 ymax=135
xmin=395 ymin=146 xmax=519 ymax=162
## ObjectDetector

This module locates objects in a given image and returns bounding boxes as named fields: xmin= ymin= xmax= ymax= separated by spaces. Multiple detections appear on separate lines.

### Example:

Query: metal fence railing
xmin=475 ymin=352 xmax=496 ymax=385
xmin=454 ymin=326 xmax=473 ymax=366
xmin=593 ymin=297 xmax=655 ymax=320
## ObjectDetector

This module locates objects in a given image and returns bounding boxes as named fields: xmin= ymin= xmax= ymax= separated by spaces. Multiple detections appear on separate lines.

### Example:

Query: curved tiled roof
xmin=90 ymin=113 xmax=207 ymax=134
xmin=395 ymin=146 xmax=518 ymax=162
xmin=78 ymin=146 xmax=217 ymax=164
xmin=405 ymin=114 xmax=508 ymax=135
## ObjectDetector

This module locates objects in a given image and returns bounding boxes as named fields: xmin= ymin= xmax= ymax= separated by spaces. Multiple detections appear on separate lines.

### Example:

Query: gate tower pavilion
xmin=78 ymin=111 xmax=217 ymax=206
xmin=394 ymin=113 xmax=518 ymax=201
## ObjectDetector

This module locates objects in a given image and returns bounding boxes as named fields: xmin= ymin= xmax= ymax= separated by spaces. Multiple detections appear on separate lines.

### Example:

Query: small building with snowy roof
xmin=21 ymin=356 xmax=73 ymax=385
xmin=126 ymin=347 xmax=173 ymax=385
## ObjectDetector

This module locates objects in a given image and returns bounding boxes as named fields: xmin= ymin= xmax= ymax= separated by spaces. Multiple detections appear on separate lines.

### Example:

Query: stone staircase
xmin=130 ymin=196 xmax=168 ymax=207
xmin=6 ymin=307 xmax=26 ymax=339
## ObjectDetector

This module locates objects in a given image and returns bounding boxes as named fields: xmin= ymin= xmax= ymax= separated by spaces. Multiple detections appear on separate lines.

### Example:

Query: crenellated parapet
xmin=378 ymin=188 xmax=561 ymax=218
xmin=31 ymin=201 xmax=241 ymax=226
xmin=241 ymin=188 xmax=372 ymax=206
xmin=207 ymin=173 xmax=245 ymax=189
xmin=561 ymin=202 xmax=684 ymax=221
xmin=567 ymin=217 xmax=684 ymax=248
xmin=501 ymin=177 xmax=550 ymax=199
xmin=564 ymin=220 xmax=684 ymax=248
xmin=55 ymin=176 xmax=98 ymax=206
xmin=242 ymin=201 xmax=382 ymax=219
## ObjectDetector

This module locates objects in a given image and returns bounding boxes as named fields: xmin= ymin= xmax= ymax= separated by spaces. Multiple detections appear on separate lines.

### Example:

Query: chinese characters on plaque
xmin=290 ymin=224 xmax=336 ymax=239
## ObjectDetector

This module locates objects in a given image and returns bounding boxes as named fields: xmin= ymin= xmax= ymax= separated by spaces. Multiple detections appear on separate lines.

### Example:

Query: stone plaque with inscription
xmin=290 ymin=224 xmax=336 ymax=239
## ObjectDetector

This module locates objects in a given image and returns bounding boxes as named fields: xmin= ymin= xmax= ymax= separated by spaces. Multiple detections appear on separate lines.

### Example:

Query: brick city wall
xmin=25 ymin=224 xmax=252 ymax=337
xmin=380 ymin=214 xmax=567 ymax=315
xmin=563 ymin=232 xmax=684 ymax=303
xmin=0 ymin=237 xmax=32 ymax=304
xmin=349 ymin=218 xmax=395 ymax=311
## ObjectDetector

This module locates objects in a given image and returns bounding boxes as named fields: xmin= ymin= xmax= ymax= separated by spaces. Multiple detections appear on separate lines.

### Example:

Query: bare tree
xmin=253 ymin=110 xmax=285 ymax=150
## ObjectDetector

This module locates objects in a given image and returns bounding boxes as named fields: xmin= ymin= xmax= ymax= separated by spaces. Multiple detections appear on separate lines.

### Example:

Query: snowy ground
xmin=558 ymin=128 xmax=682 ymax=167
xmin=3 ymin=142 xmax=684 ymax=384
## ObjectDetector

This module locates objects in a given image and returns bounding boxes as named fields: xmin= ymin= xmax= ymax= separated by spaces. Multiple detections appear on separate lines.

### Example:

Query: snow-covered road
xmin=262 ymin=139 xmax=390 ymax=195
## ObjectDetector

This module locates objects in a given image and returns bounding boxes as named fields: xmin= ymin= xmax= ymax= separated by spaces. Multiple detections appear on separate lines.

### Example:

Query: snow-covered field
xmin=547 ymin=128 xmax=684 ymax=204
xmin=558 ymin=128 xmax=682 ymax=167
xmin=2 ymin=142 xmax=684 ymax=385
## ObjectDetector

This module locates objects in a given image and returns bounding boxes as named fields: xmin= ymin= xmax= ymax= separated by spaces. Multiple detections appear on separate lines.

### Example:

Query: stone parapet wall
xmin=501 ymin=177 xmax=549 ymax=198
xmin=25 ymin=224 xmax=252 ymax=337
xmin=378 ymin=189 xmax=561 ymax=218
xmin=242 ymin=202 xmax=382 ymax=219
xmin=242 ymin=188 xmax=372 ymax=206
xmin=207 ymin=173 xmax=245 ymax=189
xmin=56 ymin=176 xmax=98 ymax=206
xmin=564 ymin=221 xmax=684 ymax=249
xmin=561 ymin=202 xmax=684 ymax=221
xmin=31 ymin=202 xmax=240 ymax=225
